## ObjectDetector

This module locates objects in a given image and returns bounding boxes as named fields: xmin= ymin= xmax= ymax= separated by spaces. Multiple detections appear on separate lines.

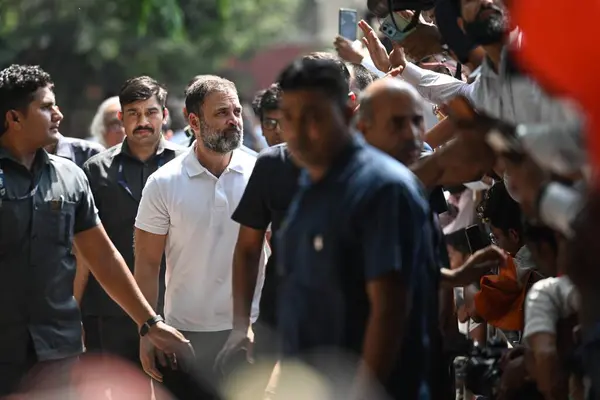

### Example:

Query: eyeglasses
xmin=262 ymin=118 xmax=280 ymax=130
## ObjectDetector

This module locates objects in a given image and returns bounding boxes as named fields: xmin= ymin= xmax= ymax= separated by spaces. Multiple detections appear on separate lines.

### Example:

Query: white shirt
xmin=524 ymin=276 xmax=579 ymax=340
xmin=135 ymin=146 xmax=266 ymax=332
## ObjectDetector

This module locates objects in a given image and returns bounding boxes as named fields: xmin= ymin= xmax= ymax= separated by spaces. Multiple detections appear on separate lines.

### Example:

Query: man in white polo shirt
xmin=133 ymin=75 xmax=265 ymax=400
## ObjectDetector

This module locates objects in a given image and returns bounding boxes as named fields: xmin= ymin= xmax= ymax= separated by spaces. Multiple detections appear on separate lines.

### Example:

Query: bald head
xmin=358 ymin=78 xmax=423 ymax=123
xmin=357 ymin=78 xmax=425 ymax=166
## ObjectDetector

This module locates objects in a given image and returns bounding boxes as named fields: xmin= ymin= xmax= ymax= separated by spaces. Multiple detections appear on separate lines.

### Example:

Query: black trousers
xmin=82 ymin=315 xmax=140 ymax=366
xmin=158 ymin=330 xmax=231 ymax=400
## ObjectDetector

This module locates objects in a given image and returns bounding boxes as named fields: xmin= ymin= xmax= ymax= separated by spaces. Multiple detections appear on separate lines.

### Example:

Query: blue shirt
xmin=277 ymin=135 xmax=441 ymax=399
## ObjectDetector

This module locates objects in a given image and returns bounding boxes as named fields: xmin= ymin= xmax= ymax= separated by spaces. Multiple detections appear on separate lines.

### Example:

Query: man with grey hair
xmin=134 ymin=75 xmax=265 ymax=398
xmin=89 ymin=96 xmax=125 ymax=148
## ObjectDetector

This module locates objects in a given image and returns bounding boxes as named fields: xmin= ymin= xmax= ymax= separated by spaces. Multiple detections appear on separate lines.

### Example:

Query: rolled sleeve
xmin=361 ymin=183 xmax=424 ymax=281
xmin=539 ymin=182 xmax=583 ymax=238
xmin=74 ymin=172 xmax=100 ymax=233
xmin=135 ymin=176 xmax=170 ymax=235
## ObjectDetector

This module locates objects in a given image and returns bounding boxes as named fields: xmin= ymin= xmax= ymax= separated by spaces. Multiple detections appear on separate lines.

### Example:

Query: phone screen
xmin=339 ymin=8 xmax=358 ymax=41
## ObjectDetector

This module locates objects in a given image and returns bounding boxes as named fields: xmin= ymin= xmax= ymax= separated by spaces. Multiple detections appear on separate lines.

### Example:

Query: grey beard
xmin=199 ymin=120 xmax=242 ymax=154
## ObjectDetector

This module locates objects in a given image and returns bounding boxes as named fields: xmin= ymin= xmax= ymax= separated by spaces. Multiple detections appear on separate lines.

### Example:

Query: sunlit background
xmin=0 ymin=0 xmax=371 ymax=138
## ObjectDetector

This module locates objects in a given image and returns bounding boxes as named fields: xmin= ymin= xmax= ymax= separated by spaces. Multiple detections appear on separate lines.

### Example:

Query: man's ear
xmin=5 ymin=110 xmax=22 ymax=131
xmin=117 ymin=111 xmax=123 ymax=122
xmin=189 ymin=113 xmax=200 ymax=133
xmin=457 ymin=17 xmax=465 ymax=33
xmin=162 ymin=107 xmax=170 ymax=124
xmin=508 ymin=228 xmax=520 ymax=244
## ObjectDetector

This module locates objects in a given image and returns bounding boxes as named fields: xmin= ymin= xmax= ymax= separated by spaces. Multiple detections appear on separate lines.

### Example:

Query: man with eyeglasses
xmin=252 ymin=83 xmax=284 ymax=147
xmin=78 ymin=76 xmax=185 ymax=381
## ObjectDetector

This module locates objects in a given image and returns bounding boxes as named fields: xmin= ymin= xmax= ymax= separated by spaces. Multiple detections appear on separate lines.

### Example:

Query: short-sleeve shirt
xmin=0 ymin=147 xmax=99 ymax=363
xmin=81 ymin=139 xmax=185 ymax=316
xmin=231 ymin=144 xmax=301 ymax=326
xmin=135 ymin=146 xmax=266 ymax=332
xmin=277 ymin=135 xmax=441 ymax=399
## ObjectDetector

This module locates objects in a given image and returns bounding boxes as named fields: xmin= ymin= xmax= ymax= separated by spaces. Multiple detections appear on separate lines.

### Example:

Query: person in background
xmin=251 ymin=83 xmax=284 ymax=147
xmin=347 ymin=63 xmax=378 ymax=96
xmin=477 ymin=182 xmax=537 ymax=283
xmin=274 ymin=56 xmax=441 ymax=400
xmin=134 ymin=75 xmax=265 ymax=400
xmin=0 ymin=64 xmax=191 ymax=398
xmin=44 ymin=132 xmax=104 ymax=168
xmin=89 ymin=96 xmax=125 ymax=149
xmin=215 ymin=52 xmax=351 ymax=396
xmin=77 ymin=77 xmax=186 ymax=391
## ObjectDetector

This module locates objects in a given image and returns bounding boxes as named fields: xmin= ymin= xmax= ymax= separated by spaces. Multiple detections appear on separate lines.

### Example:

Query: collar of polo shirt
xmin=183 ymin=146 xmax=246 ymax=178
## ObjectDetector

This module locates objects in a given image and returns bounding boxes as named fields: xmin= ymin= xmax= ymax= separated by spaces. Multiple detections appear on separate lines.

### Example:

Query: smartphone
xmin=379 ymin=13 xmax=417 ymax=43
xmin=339 ymin=8 xmax=358 ymax=41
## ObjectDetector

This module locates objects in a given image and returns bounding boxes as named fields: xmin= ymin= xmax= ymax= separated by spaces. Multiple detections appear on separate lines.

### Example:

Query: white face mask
xmin=503 ymin=172 xmax=521 ymax=203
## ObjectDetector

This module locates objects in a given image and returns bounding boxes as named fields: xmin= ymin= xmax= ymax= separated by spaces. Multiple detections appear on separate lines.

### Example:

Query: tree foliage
xmin=0 ymin=0 xmax=301 ymax=135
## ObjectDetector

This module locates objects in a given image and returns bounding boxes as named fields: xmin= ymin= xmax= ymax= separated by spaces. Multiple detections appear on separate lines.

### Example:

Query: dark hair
xmin=0 ymin=64 xmax=53 ymax=136
xmin=278 ymin=58 xmax=350 ymax=110
xmin=477 ymin=182 xmax=523 ymax=235
xmin=523 ymin=222 xmax=558 ymax=253
xmin=252 ymin=83 xmax=281 ymax=121
xmin=450 ymin=0 xmax=462 ymax=17
xmin=445 ymin=229 xmax=471 ymax=256
xmin=349 ymin=63 xmax=378 ymax=93
xmin=185 ymin=76 xmax=237 ymax=117
xmin=302 ymin=52 xmax=351 ymax=86
xmin=119 ymin=76 xmax=167 ymax=108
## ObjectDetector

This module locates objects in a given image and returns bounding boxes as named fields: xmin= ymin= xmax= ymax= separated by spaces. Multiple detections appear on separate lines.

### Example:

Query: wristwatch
xmin=139 ymin=315 xmax=164 ymax=337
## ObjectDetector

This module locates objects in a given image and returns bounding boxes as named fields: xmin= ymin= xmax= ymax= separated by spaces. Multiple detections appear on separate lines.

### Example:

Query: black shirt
xmin=277 ymin=136 xmax=440 ymax=399
xmin=81 ymin=139 xmax=185 ymax=316
xmin=0 ymin=147 xmax=99 ymax=363
xmin=53 ymin=133 xmax=105 ymax=168
xmin=231 ymin=144 xmax=301 ymax=326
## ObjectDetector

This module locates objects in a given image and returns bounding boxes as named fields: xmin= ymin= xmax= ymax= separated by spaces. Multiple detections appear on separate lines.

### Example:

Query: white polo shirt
xmin=135 ymin=146 xmax=266 ymax=332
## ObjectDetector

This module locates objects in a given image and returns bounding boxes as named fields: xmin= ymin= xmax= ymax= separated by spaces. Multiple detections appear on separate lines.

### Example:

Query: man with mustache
xmin=78 ymin=76 xmax=185 ymax=395
xmin=134 ymin=75 xmax=266 ymax=399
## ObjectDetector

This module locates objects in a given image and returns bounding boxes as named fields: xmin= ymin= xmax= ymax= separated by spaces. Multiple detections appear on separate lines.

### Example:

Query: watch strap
xmin=139 ymin=315 xmax=164 ymax=337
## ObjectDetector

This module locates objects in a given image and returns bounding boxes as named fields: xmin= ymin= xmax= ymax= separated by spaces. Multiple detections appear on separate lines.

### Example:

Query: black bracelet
xmin=139 ymin=315 xmax=164 ymax=337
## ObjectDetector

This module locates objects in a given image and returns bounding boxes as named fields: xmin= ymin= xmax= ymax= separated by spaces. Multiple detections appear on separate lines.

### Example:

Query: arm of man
xmin=353 ymin=183 xmax=419 ymax=393
xmin=216 ymin=153 xmax=272 ymax=367
xmin=232 ymin=226 xmax=265 ymax=331
xmin=73 ymin=162 xmax=96 ymax=305
xmin=133 ymin=174 xmax=171 ymax=309
xmin=411 ymin=133 xmax=496 ymax=188
xmin=72 ymin=245 xmax=90 ymax=305
xmin=423 ymin=117 xmax=455 ymax=149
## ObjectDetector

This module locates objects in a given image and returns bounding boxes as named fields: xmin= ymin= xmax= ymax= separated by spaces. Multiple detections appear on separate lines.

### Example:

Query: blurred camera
xmin=454 ymin=339 xmax=507 ymax=399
